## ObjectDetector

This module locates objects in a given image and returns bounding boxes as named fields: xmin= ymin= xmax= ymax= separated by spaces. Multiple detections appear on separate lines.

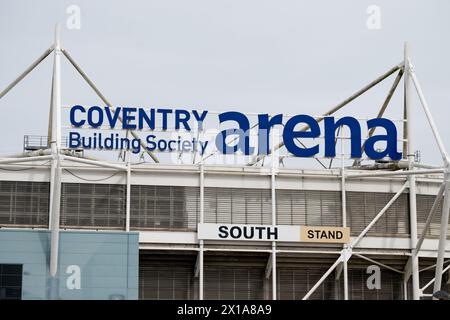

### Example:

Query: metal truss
xmin=0 ymin=24 xmax=449 ymax=301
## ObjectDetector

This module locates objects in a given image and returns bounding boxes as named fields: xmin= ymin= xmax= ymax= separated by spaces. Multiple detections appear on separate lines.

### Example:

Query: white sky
xmin=1 ymin=0 xmax=449 ymax=167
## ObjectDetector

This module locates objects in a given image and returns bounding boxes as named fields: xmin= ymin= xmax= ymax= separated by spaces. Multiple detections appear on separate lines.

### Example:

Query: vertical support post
xmin=51 ymin=29 xmax=62 ymax=152
xmin=341 ymin=138 xmax=349 ymax=300
xmin=408 ymin=64 xmax=450 ymax=296
xmin=404 ymin=42 xmax=420 ymax=300
xmin=271 ymin=164 xmax=277 ymax=300
xmin=48 ymin=161 xmax=55 ymax=229
xmin=343 ymin=250 xmax=349 ymax=300
xmin=403 ymin=280 xmax=408 ymax=300
xmin=48 ymin=24 xmax=62 ymax=299
xmin=125 ymin=154 xmax=131 ymax=232
xmin=199 ymin=162 xmax=205 ymax=300
xmin=49 ymin=160 xmax=61 ymax=277
xmin=433 ymin=171 xmax=450 ymax=295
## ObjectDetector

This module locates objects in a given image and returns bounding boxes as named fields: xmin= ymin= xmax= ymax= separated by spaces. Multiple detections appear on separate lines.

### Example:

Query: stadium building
xmin=0 ymin=27 xmax=449 ymax=300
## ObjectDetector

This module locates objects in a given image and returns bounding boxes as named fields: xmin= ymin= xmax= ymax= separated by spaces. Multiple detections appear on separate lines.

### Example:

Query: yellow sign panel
xmin=300 ymin=226 xmax=350 ymax=244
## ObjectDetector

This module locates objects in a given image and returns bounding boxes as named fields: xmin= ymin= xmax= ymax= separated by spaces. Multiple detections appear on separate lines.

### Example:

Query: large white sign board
xmin=198 ymin=223 xmax=300 ymax=242
xmin=197 ymin=223 xmax=350 ymax=243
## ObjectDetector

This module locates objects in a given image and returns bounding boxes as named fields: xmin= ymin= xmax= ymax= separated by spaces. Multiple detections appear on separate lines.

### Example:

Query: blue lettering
xmin=216 ymin=111 xmax=254 ymax=155
xmin=104 ymin=107 xmax=121 ymax=128
xmin=192 ymin=110 xmax=208 ymax=131
xmin=70 ymin=105 xmax=86 ymax=127
xmin=168 ymin=139 xmax=177 ymax=151
xmin=258 ymin=114 xmax=283 ymax=154
xmin=157 ymin=109 xmax=172 ymax=130
xmin=69 ymin=132 xmax=81 ymax=148
xmin=175 ymin=109 xmax=191 ymax=131
xmin=283 ymin=115 xmax=320 ymax=157
xmin=139 ymin=108 xmax=155 ymax=130
xmin=87 ymin=106 xmax=103 ymax=128
xmin=324 ymin=116 xmax=361 ymax=158
xmin=122 ymin=107 xmax=137 ymax=129
xmin=146 ymin=135 xmax=157 ymax=151
xmin=365 ymin=118 xmax=402 ymax=160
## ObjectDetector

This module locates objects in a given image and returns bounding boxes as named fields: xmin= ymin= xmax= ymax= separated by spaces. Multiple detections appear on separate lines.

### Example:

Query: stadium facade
xmin=0 ymin=26 xmax=449 ymax=300
xmin=0 ymin=163 xmax=448 ymax=300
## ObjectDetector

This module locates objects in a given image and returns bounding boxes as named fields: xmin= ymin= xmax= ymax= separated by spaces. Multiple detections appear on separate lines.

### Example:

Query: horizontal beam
xmin=0 ymin=155 xmax=53 ymax=165
xmin=413 ymin=162 xmax=442 ymax=169
xmin=346 ymin=168 xmax=445 ymax=179
xmin=61 ymin=155 xmax=127 ymax=171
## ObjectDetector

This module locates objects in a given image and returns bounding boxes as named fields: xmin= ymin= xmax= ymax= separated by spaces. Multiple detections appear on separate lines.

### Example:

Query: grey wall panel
xmin=0 ymin=229 xmax=138 ymax=300
xmin=130 ymin=185 xmax=199 ymax=231
xmin=139 ymin=253 xmax=198 ymax=300
xmin=0 ymin=181 xmax=49 ymax=228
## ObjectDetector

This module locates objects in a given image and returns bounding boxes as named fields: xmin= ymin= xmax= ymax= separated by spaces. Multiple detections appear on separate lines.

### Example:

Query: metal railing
xmin=23 ymin=135 xmax=77 ymax=152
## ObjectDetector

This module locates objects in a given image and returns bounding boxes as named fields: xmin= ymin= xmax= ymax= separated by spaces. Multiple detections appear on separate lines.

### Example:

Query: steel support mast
xmin=48 ymin=24 xmax=62 ymax=299
xmin=404 ymin=42 xmax=421 ymax=300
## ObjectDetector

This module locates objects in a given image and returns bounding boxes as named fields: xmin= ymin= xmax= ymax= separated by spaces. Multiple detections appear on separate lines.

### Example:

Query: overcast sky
xmin=0 ymin=1 xmax=449 ymax=166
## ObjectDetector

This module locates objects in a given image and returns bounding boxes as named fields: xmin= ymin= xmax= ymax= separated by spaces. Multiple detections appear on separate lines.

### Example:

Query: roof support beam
xmin=421 ymin=263 xmax=450 ymax=294
xmin=302 ymin=183 xmax=408 ymax=300
xmin=335 ymin=261 xmax=343 ymax=280
xmin=248 ymin=63 xmax=403 ymax=166
xmin=346 ymin=168 xmax=444 ymax=179
xmin=352 ymin=69 xmax=404 ymax=167
xmin=61 ymin=48 xmax=159 ymax=163
xmin=415 ymin=183 xmax=445 ymax=255
xmin=265 ymin=253 xmax=273 ymax=279
xmin=302 ymin=255 xmax=343 ymax=300
xmin=352 ymin=182 xmax=408 ymax=248
xmin=61 ymin=154 xmax=127 ymax=171
xmin=0 ymin=46 xmax=54 ymax=100
xmin=353 ymin=253 xmax=404 ymax=274
xmin=194 ymin=251 xmax=200 ymax=278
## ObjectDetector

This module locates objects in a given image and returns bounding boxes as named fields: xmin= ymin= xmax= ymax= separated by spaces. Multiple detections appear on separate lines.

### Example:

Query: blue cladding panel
xmin=0 ymin=229 xmax=139 ymax=300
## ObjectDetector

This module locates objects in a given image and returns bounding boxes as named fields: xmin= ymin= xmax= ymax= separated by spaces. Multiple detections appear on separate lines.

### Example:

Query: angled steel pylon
xmin=0 ymin=24 xmax=158 ymax=299
xmin=0 ymin=26 xmax=448 ymax=300
xmin=300 ymin=42 xmax=449 ymax=300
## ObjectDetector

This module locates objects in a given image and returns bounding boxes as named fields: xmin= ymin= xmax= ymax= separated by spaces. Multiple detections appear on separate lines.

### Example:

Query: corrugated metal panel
xmin=277 ymin=264 xmax=404 ymax=300
xmin=139 ymin=254 xmax=197 ymax=300
xmin=140 ymin=264 xmax=197 ymax=300
xmin=346 ymin=192 xmax=409 ymax=236
xmin=60 ymin=183 xmax=125 ymax=229
xmin=204 ymin=267 xmax=265 ymax=300
xmin=276 ymin=190 xmax=342 ymax=227
xmin=204 ymin=254 xmax=267 ymax=300
xmin=413 ymin=259 xmax=450 ymax=299
xmin=204 ymin=187 xmax=272 ymax=225
xmin=417 ymin=194 xmax=450 ymax=239
xmin=130 ymin=185 xmax=199 ymax=231
xmin=277 ymin=267 xmax=339 ymax=300
xmin=0 ymin=181 xmax=49 ymax=227
xmin=347 ymin=268 xmax=403 ymax=300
